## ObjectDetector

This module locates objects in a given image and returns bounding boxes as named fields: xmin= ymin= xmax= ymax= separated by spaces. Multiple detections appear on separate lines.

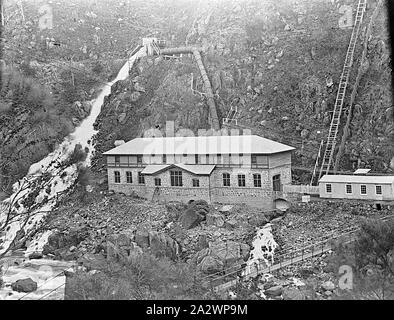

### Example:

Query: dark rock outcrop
xmin=265 ymin=285 xmax=283 ymax=297
xmin=134 ymin=229 xmax=181 ymax=260
xmin=193 ymin=240 xmax=250 ymax=274
xmin=106 ymin=229 xmax=143 ymax=262
xmin=179 ymin=200 xmax=209 ymax=230
xmin=11 ymin=278 xmax=37 ymax=293
xmin=42 ymin=227 xmax=89 ymax=259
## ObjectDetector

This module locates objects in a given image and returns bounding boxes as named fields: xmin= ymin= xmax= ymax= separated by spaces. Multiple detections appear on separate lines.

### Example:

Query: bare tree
xmin=0 ymin=170 xmax=59 ymax=259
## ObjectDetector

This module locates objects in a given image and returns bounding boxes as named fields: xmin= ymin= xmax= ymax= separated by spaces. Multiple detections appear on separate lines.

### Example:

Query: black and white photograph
xmin=0 ymin=0 xmax=393 ymax=308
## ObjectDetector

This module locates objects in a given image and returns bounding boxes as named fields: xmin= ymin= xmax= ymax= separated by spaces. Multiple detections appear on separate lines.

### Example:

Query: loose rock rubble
xmin=273 ymin=201 xmax=393 ymax=253
xmin=34 ymin=193 xmax=283 ymax=279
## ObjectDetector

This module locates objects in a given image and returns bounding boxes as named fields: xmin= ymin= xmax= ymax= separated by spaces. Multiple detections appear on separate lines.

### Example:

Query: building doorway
xmin=273 ymin=174 xmax=282 ymax=191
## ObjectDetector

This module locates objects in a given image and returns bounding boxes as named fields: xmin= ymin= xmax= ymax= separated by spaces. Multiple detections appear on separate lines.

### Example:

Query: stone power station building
xmin=104 ymin=135 xmax=295 ymax=209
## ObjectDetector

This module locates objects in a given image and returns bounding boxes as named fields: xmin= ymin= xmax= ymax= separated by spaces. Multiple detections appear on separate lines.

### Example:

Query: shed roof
xmin=141 ymin=165 xmax=170 ymax=175
xmin=103 ymin=135 xmax=295 ymax=156
xmin=353 ymin=169 xmax=371 ymax=174
xmin=141 ymin=164 xmax=216 ymax=176
xmin=319 ymin=175 xmax=394 ymax=184
xmin=174 ymin=164 xmax=216 ymax=175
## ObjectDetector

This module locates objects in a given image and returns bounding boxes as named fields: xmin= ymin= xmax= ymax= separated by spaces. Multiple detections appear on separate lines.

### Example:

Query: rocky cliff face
xmin=91 ymin=0 xmax=393 ymax=177
xmin=3 ymin=0 xmax=391 ymax=191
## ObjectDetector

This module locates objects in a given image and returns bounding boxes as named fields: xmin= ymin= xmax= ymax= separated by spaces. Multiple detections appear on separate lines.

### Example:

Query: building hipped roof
xmin=141 ymin=164 xmax=216 ymax=176
xmin=319 ymin=175 xmax=394 ymax=184
xmin=141 ymin=165 xmax=170 ymax=174
xmin=103 ymin=135 xmax=295 ymax=156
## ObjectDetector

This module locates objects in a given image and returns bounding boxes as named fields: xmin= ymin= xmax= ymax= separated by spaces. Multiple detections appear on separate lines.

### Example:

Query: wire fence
xmin=210 ymin=214 xmax=394 ymax=292
xmin=17 ymin=264 xmax=76 ymax=300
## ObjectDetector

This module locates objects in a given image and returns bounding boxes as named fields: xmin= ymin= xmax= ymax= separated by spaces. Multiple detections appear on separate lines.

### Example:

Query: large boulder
xmin=81 ymin=101 xmax=92 ymax=114
xmin=283 ymin=287 xmax=306 ymax=300
xmin=150 ymin=232 xmax=180 ymax=260
xmin=11 ymin=278 xmax=37 ymax=293
xmin=78 ymin=253 xmax=107 ymax=271
xmin=321 ymin=280 xmax=335 ymax=291
xmin=199 ymin=255 xmax=224 ymax=274
xmin=179 ymin=200 xmax=209 ymax=229
xmin=197 ymin=234 xmax=209 ymax=251
xmin=134 ymin=229 xmax=180 ymax=260
xmin=209 ymin=240 xmax=250 ymax=266
xmin=193 ymin=240 xmax=250 ymax=274
xmin=107 ymin=229 xmax=143 ymax=263
xmin=118 ymin=112 xmax=127 ymax=124
xmin=265 ymin=285 xmax=283 ymax=297
xmin=206 ymin=213 xmax=225 ymax=227
xmin=73 ymin=101 xmax=92 ymax=119
xmin=43 ymin=227 xmax=88 ymax=258
xmin=134 ymin=229 xmax=149 ymax=248
xmin=218 ymin=205 xmax=233 ymax=213
xmin=28 ymin=252 xmax=43 ymax=260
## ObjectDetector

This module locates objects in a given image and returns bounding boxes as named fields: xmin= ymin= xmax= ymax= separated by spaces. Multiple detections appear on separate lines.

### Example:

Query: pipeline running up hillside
xmin=158 ymin=46 xmax=221 ymax=130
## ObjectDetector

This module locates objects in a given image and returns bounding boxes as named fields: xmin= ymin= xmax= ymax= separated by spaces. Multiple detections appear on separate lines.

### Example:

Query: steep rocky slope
xmin=0 ymin=0 xmax=200 ymax=195
xmin=3 ymin=0 xmax=391 ymax=192
xmin=91 ymin=0 xmax=393 ymax=179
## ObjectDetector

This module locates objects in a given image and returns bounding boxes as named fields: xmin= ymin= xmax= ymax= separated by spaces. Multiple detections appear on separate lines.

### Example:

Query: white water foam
xmin=242 ymin=223 xmax=278 ymax=279
xmin=0 ymin=47 xmax=146 ymax=257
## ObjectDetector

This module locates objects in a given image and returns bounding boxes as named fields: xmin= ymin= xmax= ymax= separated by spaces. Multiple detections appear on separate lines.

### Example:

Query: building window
xmin=360 ymin=185 xmax=367 ymax=195
xmin=251 ymin=155 xmax=257 ymax=165
xmin=217 ymin=154 xmax=222 ymax=164
xmin=115 ymin=156 xmax=120 ymax=165
xmin=253 ymin=174 xmax=262 ymax=187
xmin=238 ymin=174 xmax=246 ymax=187
xmin=154 ymin=178 xmax=161 ymax=186
xmin=195 ymin=154 xmax=199 ymax=164
xmin=183 ymin=153 xmax=189 ymax=164
xmin=126 ymin=171 xmax=132 ymax=184
xmin=162 ymin=155 xmax=167 ymax=164
xmin=129 ymin=156 xmax=136 ymax=165
xmin=114 ymin=171 xmax=120 ymax=183
xmin=376 ymin=185 xmax=382 ymax=195
xmin=223 ymin=173 xmax=230 ymax=187
xmin=137 ymin=155 xmax=142 ymax=164
xmin=326 ymin=183 xmax=332 ymax=193
xmin=273 ymin=174 xmax=281 ymax=191
xmin=346 ymin=184 xmax=352 ymax=194
xmin=138 ymin=172 xmax=145 ymax=184
xmin=170 ymin=170 xmax=183 ymax=186
xmin=206 ymin=154 xmax=210 ymax=164
xmin=239 ymin=153 xmax=243 ymax=165
xmin=192 ymin=179 xmax=200 ymax=187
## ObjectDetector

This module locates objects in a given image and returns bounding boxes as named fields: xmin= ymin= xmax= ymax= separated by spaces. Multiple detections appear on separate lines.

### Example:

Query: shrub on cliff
xmin=328 ymin=219 xmax=394 ymax=300
xmin=66 ymin=252 xmax=212 ymax=300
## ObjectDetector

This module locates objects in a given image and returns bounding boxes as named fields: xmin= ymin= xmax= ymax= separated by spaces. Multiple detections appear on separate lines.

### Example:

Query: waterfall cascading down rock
xmin=0 ymin=47 xmax=147 ymax=257
xmin=242 ymin=223 xmax=278 ymax=279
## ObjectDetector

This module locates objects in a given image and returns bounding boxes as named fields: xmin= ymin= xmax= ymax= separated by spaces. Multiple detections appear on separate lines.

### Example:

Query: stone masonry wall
xmin=108 ymin=164 xmax=292 ymax=208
